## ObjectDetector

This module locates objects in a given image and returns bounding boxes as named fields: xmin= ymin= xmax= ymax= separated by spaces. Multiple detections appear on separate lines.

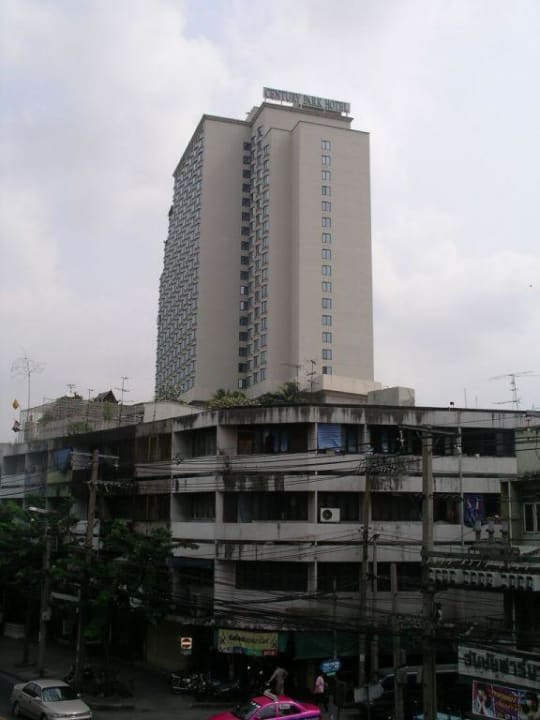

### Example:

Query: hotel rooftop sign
xmin=263 ymin=87 xmax=350 ymax=115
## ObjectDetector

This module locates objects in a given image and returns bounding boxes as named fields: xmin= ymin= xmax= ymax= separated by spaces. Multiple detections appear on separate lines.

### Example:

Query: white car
xmin=10 ymin=678 xmax=93 ymax=719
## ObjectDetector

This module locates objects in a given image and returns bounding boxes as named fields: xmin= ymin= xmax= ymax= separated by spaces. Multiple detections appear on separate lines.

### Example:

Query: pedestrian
xmin=268 ymin=664 xmax=288 ymax=695
xmin=314 ymin=671 xmax=329 ymax=712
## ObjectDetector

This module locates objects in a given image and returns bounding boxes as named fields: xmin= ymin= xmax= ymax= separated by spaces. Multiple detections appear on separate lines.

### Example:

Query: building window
xmin=322 ymin=248 xmax=332 ymax=260
xmin=322 ymin=331 xmax=332 ymax=343
xmin=321 ymin=201 xmax=332 ymax=212
xmin=322 ymin=281 xmax=332 ymax=292
xmin=322 ymin=265 xmax=332 ymax=276
xmin=524 ymin=503 xmax=540 ymax=532
xmin=261 ymin=285 xmax=268 ymax=298
xmin=236 ymin=561 xmax=307 ymax=592
xmin=260 ymin=334 xmax=267 ymax=346
xmin=243 ymin=141 xmax=251 ymax=151
xmin=259 ymin=367 xmax=266 ymax=380
xmin=322 ymin=170 xmax=331 ymax=181
xmin=322 ymin=297 xmax=332 ymax=309
xmin=240 ymin=256 xmax=249 ymax=265
xmin=321 ymin=139 xmax=331 ymax=150
xmin=240 ymin=300 xmax=249 ymax=310
xmin=322 ymin=217 xmax=331 ymax=228
xmin=321 ymin=185 xmax=331 ymax=196
xmin=322 ymin=366 xmax=333 ymax=375
xmin=242 ymin=183 xmax=250 ymax=193
xmin=239 ymin=331 xmax=248 ymax=342
xmin=260 ymin=351 xmax=267 ymax=364
xmin=238 ymin=363 xmax=247 ymax=373
xmin=240 ymin=285 xmax=248 ymax=295
xmin=321 ymin=154 xmax=331 ymax=166
xmin=322 ymin=348 xmax=332 ymax=360
xmin=261 ymin=300 xmax=267 ymax=313
xmin=322 ymin=233 xmax=332 ymax=244
xmin=243 ymin=169 xmax=251 ymax=179
xmin=322 ymin=314 xmax=332 ymax=326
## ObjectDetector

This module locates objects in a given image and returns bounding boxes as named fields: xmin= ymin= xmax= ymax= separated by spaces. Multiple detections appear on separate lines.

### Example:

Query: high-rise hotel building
xmin=155 ymin=88 xmax=377 ymax=401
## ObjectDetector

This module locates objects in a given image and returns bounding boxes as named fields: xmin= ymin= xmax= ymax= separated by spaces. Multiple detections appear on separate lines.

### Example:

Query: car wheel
xmin=11 ymin=701 xmax=22 ymax=718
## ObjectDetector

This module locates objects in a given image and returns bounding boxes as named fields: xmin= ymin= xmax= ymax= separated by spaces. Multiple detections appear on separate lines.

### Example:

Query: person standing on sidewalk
xmin=314 ymin=671 xmax=329 ymax=712
xmin=267 ymin=664 xmax=288 ymax=695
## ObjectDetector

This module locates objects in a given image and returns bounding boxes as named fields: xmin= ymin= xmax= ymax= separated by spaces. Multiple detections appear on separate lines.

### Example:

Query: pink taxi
xmin=208 ymin=691 xmax=321 ymax=720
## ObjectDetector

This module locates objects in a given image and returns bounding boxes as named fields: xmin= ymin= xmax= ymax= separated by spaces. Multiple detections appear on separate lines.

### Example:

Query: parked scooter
xmin=169 ymin=671 xmax=205 ymax=695
xmin=193 ymin=676 xmax=243 ymax=701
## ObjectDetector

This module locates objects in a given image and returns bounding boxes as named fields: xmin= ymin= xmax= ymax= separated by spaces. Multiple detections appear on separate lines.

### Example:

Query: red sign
xmin=179 ymin=636 xmax=192 ymax=650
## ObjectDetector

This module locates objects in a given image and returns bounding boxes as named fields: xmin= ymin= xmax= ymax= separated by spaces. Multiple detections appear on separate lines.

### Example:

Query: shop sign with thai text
xmin=217 ymin=628 xmax=278 ymax=656
xmin=459 ymin=645 xmax=539 ymax=691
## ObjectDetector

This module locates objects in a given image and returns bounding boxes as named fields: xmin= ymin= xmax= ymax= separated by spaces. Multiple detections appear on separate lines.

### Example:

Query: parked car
xmin=207 ymin=690 xmax=320 ymax=719
xmin=10 ymin=678 xmax=93 ymax=720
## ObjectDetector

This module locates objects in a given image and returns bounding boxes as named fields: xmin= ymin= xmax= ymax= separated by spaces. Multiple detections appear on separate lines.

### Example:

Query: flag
xmin=12 ymin=399 xmax=20 ymax=409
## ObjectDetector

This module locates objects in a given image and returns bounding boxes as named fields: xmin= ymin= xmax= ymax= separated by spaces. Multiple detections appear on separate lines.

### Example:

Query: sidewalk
xmin=0 ymin=635 xmax=138 ymax=710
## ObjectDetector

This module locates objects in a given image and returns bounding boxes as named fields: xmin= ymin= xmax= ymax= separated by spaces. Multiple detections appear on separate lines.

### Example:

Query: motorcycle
xmin=169 ymin=671 xmax=204 ymax=695
xmin=193 ymin=676 xmax=243 ymax=701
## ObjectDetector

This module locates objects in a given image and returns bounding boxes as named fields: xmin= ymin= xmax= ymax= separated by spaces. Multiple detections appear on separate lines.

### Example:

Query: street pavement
xmin=0 ymin=636 xmax=358 ymax=720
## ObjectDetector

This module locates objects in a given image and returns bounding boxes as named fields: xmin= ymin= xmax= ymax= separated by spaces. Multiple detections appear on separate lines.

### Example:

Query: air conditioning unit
xmin=320 ymin=507 xmax=341 ymax=523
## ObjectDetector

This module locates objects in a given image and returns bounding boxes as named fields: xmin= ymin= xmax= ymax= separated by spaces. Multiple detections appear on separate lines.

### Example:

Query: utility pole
xmin=37 ymin=530 xmax=52 ymax=676
xmin=73 ymin=448 xmax=99 ymax=686
xmin=370 ymin=533 xmax=379 ymax=678
xmin=421 ymin=429 xmax=437 ymax=720
xmin=391 ymin=563 xmax=405 ymax=720
xmin=358 ymin=472 xmax=371 ymax=687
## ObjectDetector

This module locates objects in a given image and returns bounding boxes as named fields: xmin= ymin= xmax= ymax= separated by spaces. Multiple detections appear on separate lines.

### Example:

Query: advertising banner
xmin=217 ymin=628 xmax=278 ymax=656
xmin=472 ymin=681 xmax=539 ymax=720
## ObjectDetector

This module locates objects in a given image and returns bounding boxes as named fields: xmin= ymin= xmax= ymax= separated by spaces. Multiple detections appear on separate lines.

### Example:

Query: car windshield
xmin=42 ymin=686 xmax=78 ymax=702
xmin=232 ymin=700 xmax=261 ymax=719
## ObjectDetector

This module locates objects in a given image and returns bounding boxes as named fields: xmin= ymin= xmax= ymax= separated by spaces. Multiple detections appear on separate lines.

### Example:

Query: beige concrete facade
xmin=155 ymin=94 xmax=375 ymax=402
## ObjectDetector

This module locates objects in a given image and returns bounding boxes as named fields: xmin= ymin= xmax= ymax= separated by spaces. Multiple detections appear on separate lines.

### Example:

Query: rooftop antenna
xmin=306 ymin=359 xmax=318 ymax=394
xmin=281 ymin=362 xmax=302 ymax=390
xmin=115 ymin=376 xmax=130 ymax=425
xmin=11 ymin=350 xmax=46 ymax=420
xmin=489 ymin=371 xmax=539 ymax=410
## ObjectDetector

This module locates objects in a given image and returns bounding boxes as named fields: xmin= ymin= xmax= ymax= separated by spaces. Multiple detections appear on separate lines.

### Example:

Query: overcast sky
xmin=1 ymin=0 xmax=539 ymax=442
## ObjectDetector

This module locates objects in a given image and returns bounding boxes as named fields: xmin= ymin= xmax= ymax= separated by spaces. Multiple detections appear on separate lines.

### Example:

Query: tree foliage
xmin=256 ymin=381 xmax=311 ymax=406
xmin=0 ymin=500 xmax=43 ymax=599
xmin=207 ymin=388 xmax=255 ymax=409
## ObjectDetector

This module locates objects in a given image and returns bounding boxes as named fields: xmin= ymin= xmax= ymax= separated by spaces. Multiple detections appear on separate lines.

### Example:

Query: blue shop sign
xmin=320 ymin=658 xmax=341 ymax=675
